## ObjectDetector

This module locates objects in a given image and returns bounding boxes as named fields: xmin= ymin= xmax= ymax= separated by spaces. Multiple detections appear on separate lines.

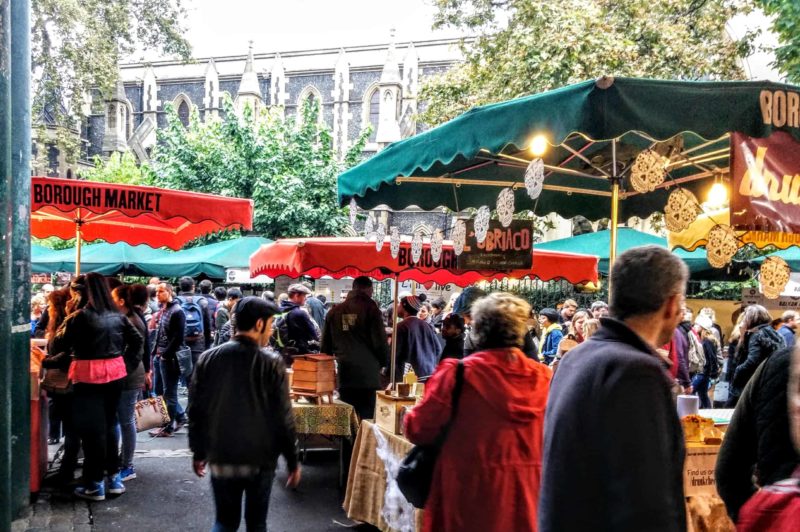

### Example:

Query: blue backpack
xmin=177 ymin=295 xmax=205 ymax=338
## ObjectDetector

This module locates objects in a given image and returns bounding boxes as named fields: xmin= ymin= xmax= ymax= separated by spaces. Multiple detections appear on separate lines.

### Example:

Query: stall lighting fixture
xmin=706 ymin=182 xmax=728 ymax=208
xmin=530 ymin=135 xmax=548 ymax=157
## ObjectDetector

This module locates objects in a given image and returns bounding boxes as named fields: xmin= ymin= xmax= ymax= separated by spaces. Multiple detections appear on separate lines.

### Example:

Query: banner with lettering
xmin=457 ymin=220 xmax=533 ymax=271
xmin=31 ymin=176 xmax=254 ymax=249
xmin=731 ymin=131 xmax=800 ymax=233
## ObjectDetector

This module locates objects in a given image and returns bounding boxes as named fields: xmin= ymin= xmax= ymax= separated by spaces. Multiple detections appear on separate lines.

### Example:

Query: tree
xmin=422 ymin=0 xmax=755 ymax=124
xmin=81 ymin=151 xmax=153 ymax=184
xmin=32 ymin=0 xmax=191 ymax=163
xmin=150 ymin=97 xmax=370 ymax=240
xmin=756 ymin=0 xmax=800 ymax=82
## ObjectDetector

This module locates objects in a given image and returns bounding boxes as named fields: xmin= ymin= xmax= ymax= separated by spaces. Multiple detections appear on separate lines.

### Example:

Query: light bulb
xmin=706 ymin=183 xmax=728 ymax=208
xmin=530 ymin=135 xmax=548 ymax=157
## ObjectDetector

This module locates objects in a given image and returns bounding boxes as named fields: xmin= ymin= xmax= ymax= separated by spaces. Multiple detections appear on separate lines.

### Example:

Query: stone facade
xmin=70 ymin=36 xmax=463 ymax=168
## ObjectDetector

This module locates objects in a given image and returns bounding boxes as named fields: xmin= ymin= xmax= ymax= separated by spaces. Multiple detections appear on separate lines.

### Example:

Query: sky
xmin=132 ymin=0 xmax=780 ymax=81
xmin=177 ymin=0 xmax=465 ymax=59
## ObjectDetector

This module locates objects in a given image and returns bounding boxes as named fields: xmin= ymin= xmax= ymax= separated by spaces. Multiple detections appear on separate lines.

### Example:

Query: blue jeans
xmin=692 ymin=373 xmax=711 ymax=409
xmin=116 ymin=388 xmax=140 ymax=468
xmin=158 ymin=356 xmax=185 ymax=430
xmin=151 ymin=356 xmax=162 ymax=398
xmin=210 ymin=468 xmax=275 ymax=532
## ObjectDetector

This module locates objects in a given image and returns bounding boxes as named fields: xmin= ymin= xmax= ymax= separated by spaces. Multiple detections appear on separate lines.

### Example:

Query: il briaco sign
xmin=457 ymin=220 xmax=533 ymax=271
xmin=730 ymin=130 xmax=800 ymax=233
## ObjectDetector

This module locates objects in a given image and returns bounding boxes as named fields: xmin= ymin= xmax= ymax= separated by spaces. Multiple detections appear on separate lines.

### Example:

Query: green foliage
xmin=81 ymin=151 xmax=153 ymax=184
xmin=33 ymin=236 xmax=77 ymax=250
xmin=32 ymin=0 xmax=191 ymax=162
xmin=756 ymin=0 xmax=800 ymax=82
xmin=422 ymin=0 xmax=755 ymax=124
xmin=150 ymin=96 xmax=370 ymax=240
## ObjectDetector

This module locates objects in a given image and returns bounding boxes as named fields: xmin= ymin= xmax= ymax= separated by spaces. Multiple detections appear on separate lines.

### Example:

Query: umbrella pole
xmin=609 ymin=139 xmax=619 ymax=292
xmin=389 ymin=275 xmax=400 ymax=388
xmin=75 ymin=211 xmax=82 ymax=276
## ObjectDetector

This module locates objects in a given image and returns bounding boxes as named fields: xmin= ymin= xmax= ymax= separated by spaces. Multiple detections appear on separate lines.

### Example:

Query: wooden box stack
xmin=291 ymin=355 xmax=336 ymax=402
xmin=374 ymin=391 xmax=416 ymax=435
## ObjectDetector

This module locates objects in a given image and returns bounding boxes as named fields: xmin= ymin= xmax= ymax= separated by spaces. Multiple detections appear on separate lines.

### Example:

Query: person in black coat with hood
xmin=727 ymin=305 xmax=785 ymax=407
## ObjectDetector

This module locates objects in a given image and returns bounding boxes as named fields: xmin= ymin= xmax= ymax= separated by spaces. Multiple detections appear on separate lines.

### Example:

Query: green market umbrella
xmin=535 ymin=228 xmax=731 ymax=279
xmin=31 ymin=244 xmax=65 ymax=274
xmin=41 ymin=242 xmax=171 ymax=276
xmin=140 ymin=236 xmax=271 ymax=279
xmin=338 ymin=77 xmax=800 ymax=267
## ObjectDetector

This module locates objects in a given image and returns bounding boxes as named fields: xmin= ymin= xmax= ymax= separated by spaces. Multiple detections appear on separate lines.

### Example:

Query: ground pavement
xmin=13 ymin=403 xmax=377 ymax=531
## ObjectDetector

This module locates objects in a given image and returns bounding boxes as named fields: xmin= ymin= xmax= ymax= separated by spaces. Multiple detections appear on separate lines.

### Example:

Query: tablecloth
xmin=344 ymin=420 xmax=423 ymax=532
xmin=292 ymin=399 xmax=359 ymax=438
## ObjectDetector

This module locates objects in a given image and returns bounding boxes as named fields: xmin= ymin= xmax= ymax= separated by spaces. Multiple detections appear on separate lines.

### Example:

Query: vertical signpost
xmin=10 ymin=0 xmax=31 ymax=518
xmin=0 ymin=0 xmax=14 ymax=526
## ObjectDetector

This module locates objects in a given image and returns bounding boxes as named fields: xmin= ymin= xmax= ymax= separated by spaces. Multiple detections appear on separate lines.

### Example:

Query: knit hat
xmin=452 ymin=287 xmax=487 ymax=317
xmin=694 ymin=314 xmax=714 ymax=332
xmin=539 ymin=308 xmax=559 ymax=323
xmin=401 ymin=293 xmax=427 ymax=314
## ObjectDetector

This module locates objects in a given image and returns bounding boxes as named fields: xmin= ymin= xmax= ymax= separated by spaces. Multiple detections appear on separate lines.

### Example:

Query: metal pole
xmin=10 ymin=0 xmax=31 ymax=517
xmin=389 ymin=275 xmax=400 ymax=387
xmin=0 ymin=0 xmax=15 ymax=525
xmin=609 ymin=139 xmax=619 ymax=294
xmin=75 ymin=212 xmax=82 ymax=276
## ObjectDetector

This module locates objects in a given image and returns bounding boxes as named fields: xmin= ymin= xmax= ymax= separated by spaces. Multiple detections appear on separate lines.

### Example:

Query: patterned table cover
xmin=292 ymin=399 xmax=360 ymax=438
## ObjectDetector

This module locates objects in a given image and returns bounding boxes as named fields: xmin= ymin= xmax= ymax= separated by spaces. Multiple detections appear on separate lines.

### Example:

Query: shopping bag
xmin=713 ymin=380 xmax=729 ymax=404
xmin=134 ymin=396 xmax=170 ymax=432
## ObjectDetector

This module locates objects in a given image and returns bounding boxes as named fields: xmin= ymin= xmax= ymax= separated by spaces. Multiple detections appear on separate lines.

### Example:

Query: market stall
xmin=250 ymin=236 xmax=598 ymax=383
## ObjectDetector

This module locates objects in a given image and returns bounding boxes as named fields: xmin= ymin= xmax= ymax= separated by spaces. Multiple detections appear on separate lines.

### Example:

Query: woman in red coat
xmin=404 ymin=292 xmax=552 ymax=532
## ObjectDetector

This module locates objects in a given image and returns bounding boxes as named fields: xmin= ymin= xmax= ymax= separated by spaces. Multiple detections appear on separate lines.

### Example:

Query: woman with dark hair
xmin=404 ymin=293 xmax=551 ymax=531
xmin=42 ymin=287 xmax=81 ymax=485
xmin=111 ymin=284 xmax=149 ymax=482
xmin=727 ymin=305 xmax=785 ymax=408
xmin=53 ymin=273 xmax=143 ymax=501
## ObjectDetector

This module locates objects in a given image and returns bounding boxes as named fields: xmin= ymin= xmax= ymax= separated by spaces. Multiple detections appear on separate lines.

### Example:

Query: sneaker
xmin=119 ymin=466 xmax=136 ymax=482
xmin=173 ymin=418 xmax=187 ymax=432
xmin=106 ymin=473 xmax=126 ymax=495
xmin=74 ymin=481 xmax=105 ymax=501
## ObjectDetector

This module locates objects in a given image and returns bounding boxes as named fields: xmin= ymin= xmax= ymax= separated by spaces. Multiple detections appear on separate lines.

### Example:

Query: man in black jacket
xmin=540 ymin=246 xmax=688 ymax=532
xmin=189 ymin=297 xmax=300 ymax=531
xmin=715 ymin=345 xmax=799 ymax=521
xmin=151 ymin=282 xmax=187 ymax=437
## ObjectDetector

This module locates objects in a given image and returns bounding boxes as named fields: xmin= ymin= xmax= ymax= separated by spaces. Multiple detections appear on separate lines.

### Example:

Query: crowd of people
xmin=29 ymin=243 xmax=800 ymax=530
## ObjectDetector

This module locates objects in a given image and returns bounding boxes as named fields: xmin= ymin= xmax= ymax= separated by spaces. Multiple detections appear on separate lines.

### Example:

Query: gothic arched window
xmin=178 ymin=100 xmax=190 ymax=127
xmin=368 ymin=89 xmax=380 ymax=142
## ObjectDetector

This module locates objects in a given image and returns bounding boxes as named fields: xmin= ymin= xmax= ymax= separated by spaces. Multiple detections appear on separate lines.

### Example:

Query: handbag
xmin=134 ymin=396 xmax=171 ymax=432
xmin=176 ymin=346 xmax=193 ymax=379
xmin=41 ymin=368 xmax=70 ymax=394
xmin=396 ymin=360 xmax=465 ymax=509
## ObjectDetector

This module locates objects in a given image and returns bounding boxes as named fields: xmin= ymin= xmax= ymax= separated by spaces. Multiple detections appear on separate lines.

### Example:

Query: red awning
xmin=250 ymin=237 xmax=599 ymax=287
xmin=31 ymin=177 xmax=254 ymax=250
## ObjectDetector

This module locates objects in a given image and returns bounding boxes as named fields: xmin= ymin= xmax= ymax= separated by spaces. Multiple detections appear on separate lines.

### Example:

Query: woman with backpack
xmin=693 ymin=314 xmax=722 ymax=409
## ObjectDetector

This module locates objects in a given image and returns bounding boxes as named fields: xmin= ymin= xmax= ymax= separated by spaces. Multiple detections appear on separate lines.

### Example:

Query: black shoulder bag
xmin=396 ymin=360 xmax=465 ymax=509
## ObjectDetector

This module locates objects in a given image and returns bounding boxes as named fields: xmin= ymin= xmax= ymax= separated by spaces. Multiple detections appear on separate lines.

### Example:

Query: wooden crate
xmin=374 ymin=391 xmax=416 ymax=435
xmin=291 ymin=354 xmax=335 ymax=393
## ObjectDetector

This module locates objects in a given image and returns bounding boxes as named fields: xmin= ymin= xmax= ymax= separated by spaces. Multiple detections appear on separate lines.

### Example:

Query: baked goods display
xmin=681 ymin=414 xmax=723 ymax=444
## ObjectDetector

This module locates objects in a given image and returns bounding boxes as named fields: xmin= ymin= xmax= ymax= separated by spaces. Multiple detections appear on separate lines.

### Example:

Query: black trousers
xmin=338 ymin=388 xmax=377 ymax=420
xmin=72 ymin=380 xmax=123 ymax=482
xmin=210 ymin=468 xmax=275 ymax=532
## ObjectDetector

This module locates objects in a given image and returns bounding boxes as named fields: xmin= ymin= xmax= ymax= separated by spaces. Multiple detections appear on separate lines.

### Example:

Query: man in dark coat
xmin=540 ymin=245 xmax=688 ymax=532
xmin=321 ymin=276 xmax=388 ymax=419
xmin=394 ymin=294 xmax=440 ymax=381
xmin=189 ymin=297 xmax=300 ymax=531
xmin=715 ymin=345 xmax=800 ymax=521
